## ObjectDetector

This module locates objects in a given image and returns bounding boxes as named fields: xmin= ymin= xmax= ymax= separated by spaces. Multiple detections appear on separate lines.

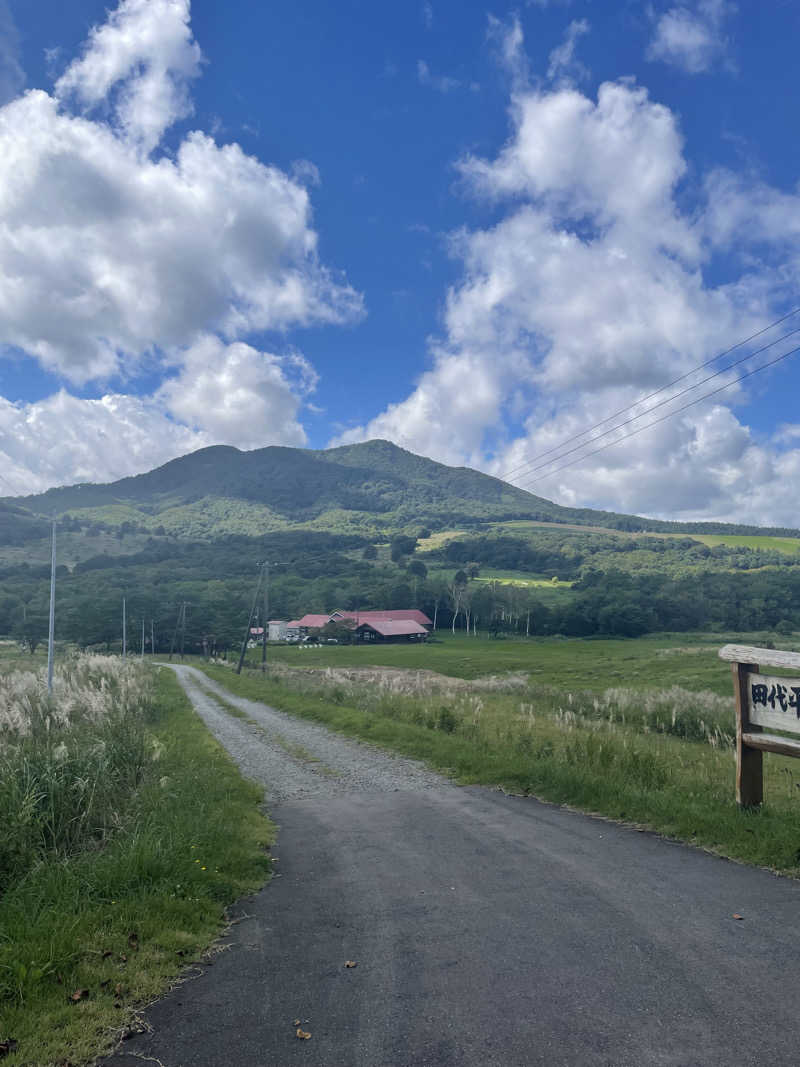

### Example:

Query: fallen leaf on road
xmin=295 ymin=1028 xmax=311 ymax=1040
xmin=69 ymin=989 xmax=89 ymax=1002
xmin=345 ymin=961 xmax=358 ymax=968
xmin=732 ymin=914 xmax=744 ymax=920
xmin=293 ymin=1019 xmax=301 ymax=1027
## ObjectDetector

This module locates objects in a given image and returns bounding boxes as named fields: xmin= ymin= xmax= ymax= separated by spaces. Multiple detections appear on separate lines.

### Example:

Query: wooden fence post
xmin=733 ymin=660 xmax=762 ymax=808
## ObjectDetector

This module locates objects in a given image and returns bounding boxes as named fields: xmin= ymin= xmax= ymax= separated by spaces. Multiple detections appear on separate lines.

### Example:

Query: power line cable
xmin=508 ymin=324 xmax=800 ymax=483
xmin=515 ymin=340 xmax=800 ymax=488
xmin=499 ymin=305 xmax=800 ymax=483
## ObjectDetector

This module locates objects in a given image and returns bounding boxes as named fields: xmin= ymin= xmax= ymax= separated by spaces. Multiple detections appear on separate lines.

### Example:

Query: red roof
xmin=286 ymin=620 xmax=302 ymax=628
xmin=295 ymin=614 xmax=333 ymax=628
xmin=356 ymin=619 xmax=428 ymax=637
xmin=336 ymin=609 xmax=433 ymax=626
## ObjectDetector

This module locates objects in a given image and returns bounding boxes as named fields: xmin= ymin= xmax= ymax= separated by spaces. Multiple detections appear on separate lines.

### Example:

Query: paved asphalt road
xmin=103 ymin=666 xmax=800 ymax=1067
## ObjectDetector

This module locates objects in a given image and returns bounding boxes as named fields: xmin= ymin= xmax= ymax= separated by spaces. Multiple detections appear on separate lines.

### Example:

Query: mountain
xmin=8 ymin=439 xmax=800 ymax=541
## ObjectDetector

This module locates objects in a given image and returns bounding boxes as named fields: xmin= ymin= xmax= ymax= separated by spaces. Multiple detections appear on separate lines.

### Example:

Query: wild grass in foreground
xmin=204 ymin=662 xmax=800 ymax=877
xmin=0 ymin=665 xmax=273 ymax=1067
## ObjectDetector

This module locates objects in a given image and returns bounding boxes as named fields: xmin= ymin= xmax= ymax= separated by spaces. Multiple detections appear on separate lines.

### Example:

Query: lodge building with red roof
xmin=283 ymin=609 xmax=432 ymax=643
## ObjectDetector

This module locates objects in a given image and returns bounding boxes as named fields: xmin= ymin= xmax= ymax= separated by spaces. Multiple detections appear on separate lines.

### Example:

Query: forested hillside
xmin=3 ymin=440 xmax=800 ymax=651
xmin=11 ymin=440 xmax=800 ymax=540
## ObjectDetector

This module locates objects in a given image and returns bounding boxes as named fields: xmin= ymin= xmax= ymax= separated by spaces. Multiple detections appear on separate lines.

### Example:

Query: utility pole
xmin=179 ymin=602 xmax=187 ymax=659
xmin=151 ymin=618 xmax=155 ymax=657
xmin=47 ymin=520 xmax=56 ymax=694
xmin=169 ymin=603 xmax=181 ymax=660
xmin=122 ymin=596 xmax=127 ymax=659
xmin=141 ymin=617 xmax=145 ymax=660
xmin=261 ymin=561 xmax=269 ymax=673
xmin=237 ymin=565 xmax=264 ymax=674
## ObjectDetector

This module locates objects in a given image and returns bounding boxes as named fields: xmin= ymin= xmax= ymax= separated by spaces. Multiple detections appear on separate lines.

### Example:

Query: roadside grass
xmin=201 ymin=661 xmax=800 ymax=877
xmin=0 ymin=667 xmax=273 ymax=1067
xmin=251 ymin=632 xmax=762 ymax=692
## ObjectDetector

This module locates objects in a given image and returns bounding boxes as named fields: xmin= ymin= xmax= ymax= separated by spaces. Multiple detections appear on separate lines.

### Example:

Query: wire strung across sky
xmin=498 ymin=306 xmax=800 ymax=486
xmin=513 ymin=339 xmax=800 ymax=490
xmin=509 ymin=323 xmax=800 ymax=486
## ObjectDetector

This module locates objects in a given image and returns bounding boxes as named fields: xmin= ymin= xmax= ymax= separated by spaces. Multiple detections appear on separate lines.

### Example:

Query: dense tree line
xmin=4 ymin=526 xmax=800 ymax=652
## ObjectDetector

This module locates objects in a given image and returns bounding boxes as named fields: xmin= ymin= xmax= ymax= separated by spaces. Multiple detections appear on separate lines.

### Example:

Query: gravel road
xmin=103 ymin=664 xmax=800 ymax=1067
xmin=171 ymin=664 xmax=444 ymax=802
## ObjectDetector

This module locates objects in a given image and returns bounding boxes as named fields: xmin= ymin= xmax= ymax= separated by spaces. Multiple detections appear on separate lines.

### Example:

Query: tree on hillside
xmin=390 ymin=534 xmax=418 ymax=562
xmin=407 ymin=559 xmax=427 ymax=580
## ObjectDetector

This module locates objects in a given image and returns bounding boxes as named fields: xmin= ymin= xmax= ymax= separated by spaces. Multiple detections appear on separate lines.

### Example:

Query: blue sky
xmin=1 ymin=0 xmax=800 ymax=524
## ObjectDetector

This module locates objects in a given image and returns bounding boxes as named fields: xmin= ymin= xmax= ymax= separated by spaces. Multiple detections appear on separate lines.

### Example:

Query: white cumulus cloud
xmin=55 ymin=0 xmax=202 ymax=154
xmin=158 ymin=335 xmax=317 ymax=449
xmin=0 ymin=0 xmax=363 ymax=493
xmin=547 ymin=19 xmax=590 ymax=84
xmin=647 ymin=0 xmax=734 ymax=74
xmin=336 ymin=20 xmax=800 ymax=526
xmin=0 ymin=334 xmax=318 ymax=495
xmin=0 ymin=0 xmax=360 ymax=387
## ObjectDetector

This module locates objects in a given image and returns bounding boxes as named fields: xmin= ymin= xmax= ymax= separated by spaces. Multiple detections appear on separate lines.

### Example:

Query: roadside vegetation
xmin=0 ymin=659 xmax=273 ymax=1067
xmin=205 ymin=636 xmax=800 ymax=877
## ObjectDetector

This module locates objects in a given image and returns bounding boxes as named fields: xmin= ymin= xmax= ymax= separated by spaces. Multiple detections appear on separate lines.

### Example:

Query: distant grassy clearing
xmin=488 ymin=520 xmax=800 ymax=554
xmin=472 ymin=571 xmax=574 ymax=588
xmin=651 ymin=533 xmax=800 ymax=554
xmin=417 ymin=528 xmax=470 ymax=551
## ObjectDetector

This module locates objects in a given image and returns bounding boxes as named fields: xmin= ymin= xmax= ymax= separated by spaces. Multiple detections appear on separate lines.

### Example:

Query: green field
xmin=248 ymin=631 xmax=800 ymax=694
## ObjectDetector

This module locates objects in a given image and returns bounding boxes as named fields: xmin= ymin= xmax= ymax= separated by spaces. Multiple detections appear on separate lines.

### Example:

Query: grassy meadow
xmin=0 ymin=659 xmax=273 ymax=1066
xmin=253 ymin=631 xmax=749 ymax=691
xmin=226 ymin=630 xmax=800 ymax=875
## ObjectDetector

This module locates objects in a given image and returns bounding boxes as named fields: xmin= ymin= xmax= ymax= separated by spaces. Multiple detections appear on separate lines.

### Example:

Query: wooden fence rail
xmin=719 ymin=644 xmax=800 ymax=807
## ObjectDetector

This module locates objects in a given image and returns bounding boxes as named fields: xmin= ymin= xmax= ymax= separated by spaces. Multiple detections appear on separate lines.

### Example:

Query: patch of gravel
xmin=168 ymin=665 xmax=447 ymax=804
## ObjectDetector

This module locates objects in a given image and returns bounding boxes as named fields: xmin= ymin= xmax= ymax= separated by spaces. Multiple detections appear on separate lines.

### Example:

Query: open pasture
xmin=256 ymin=631 xmax=782 ymax=694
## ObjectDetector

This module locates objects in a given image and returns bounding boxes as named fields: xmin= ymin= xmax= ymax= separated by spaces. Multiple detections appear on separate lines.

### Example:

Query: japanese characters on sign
xmin=746 ymin=673 xmax=800 ymax=734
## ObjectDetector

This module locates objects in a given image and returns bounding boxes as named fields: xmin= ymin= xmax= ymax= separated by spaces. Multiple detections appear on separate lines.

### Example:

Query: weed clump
xmin=0 ymin=655 xmax=155 ymax=891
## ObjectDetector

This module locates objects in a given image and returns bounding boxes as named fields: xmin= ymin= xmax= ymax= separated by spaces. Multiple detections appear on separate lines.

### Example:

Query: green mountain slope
xmin=8 ymin=439 xmax=800 ymax=541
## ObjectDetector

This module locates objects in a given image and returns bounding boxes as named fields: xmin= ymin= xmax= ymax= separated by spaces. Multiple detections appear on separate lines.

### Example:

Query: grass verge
xmin=201 ymin=663 xmax=800 ymax=878
xmin=0 ymin=667 xmax=274 ymax=1067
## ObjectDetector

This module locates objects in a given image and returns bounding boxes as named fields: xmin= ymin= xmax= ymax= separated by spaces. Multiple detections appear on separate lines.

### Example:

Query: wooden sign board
xmin=719 ymin=644 xmax=800 ymax=807
xmin=745 ymin=673 xmax=800 ymax=734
